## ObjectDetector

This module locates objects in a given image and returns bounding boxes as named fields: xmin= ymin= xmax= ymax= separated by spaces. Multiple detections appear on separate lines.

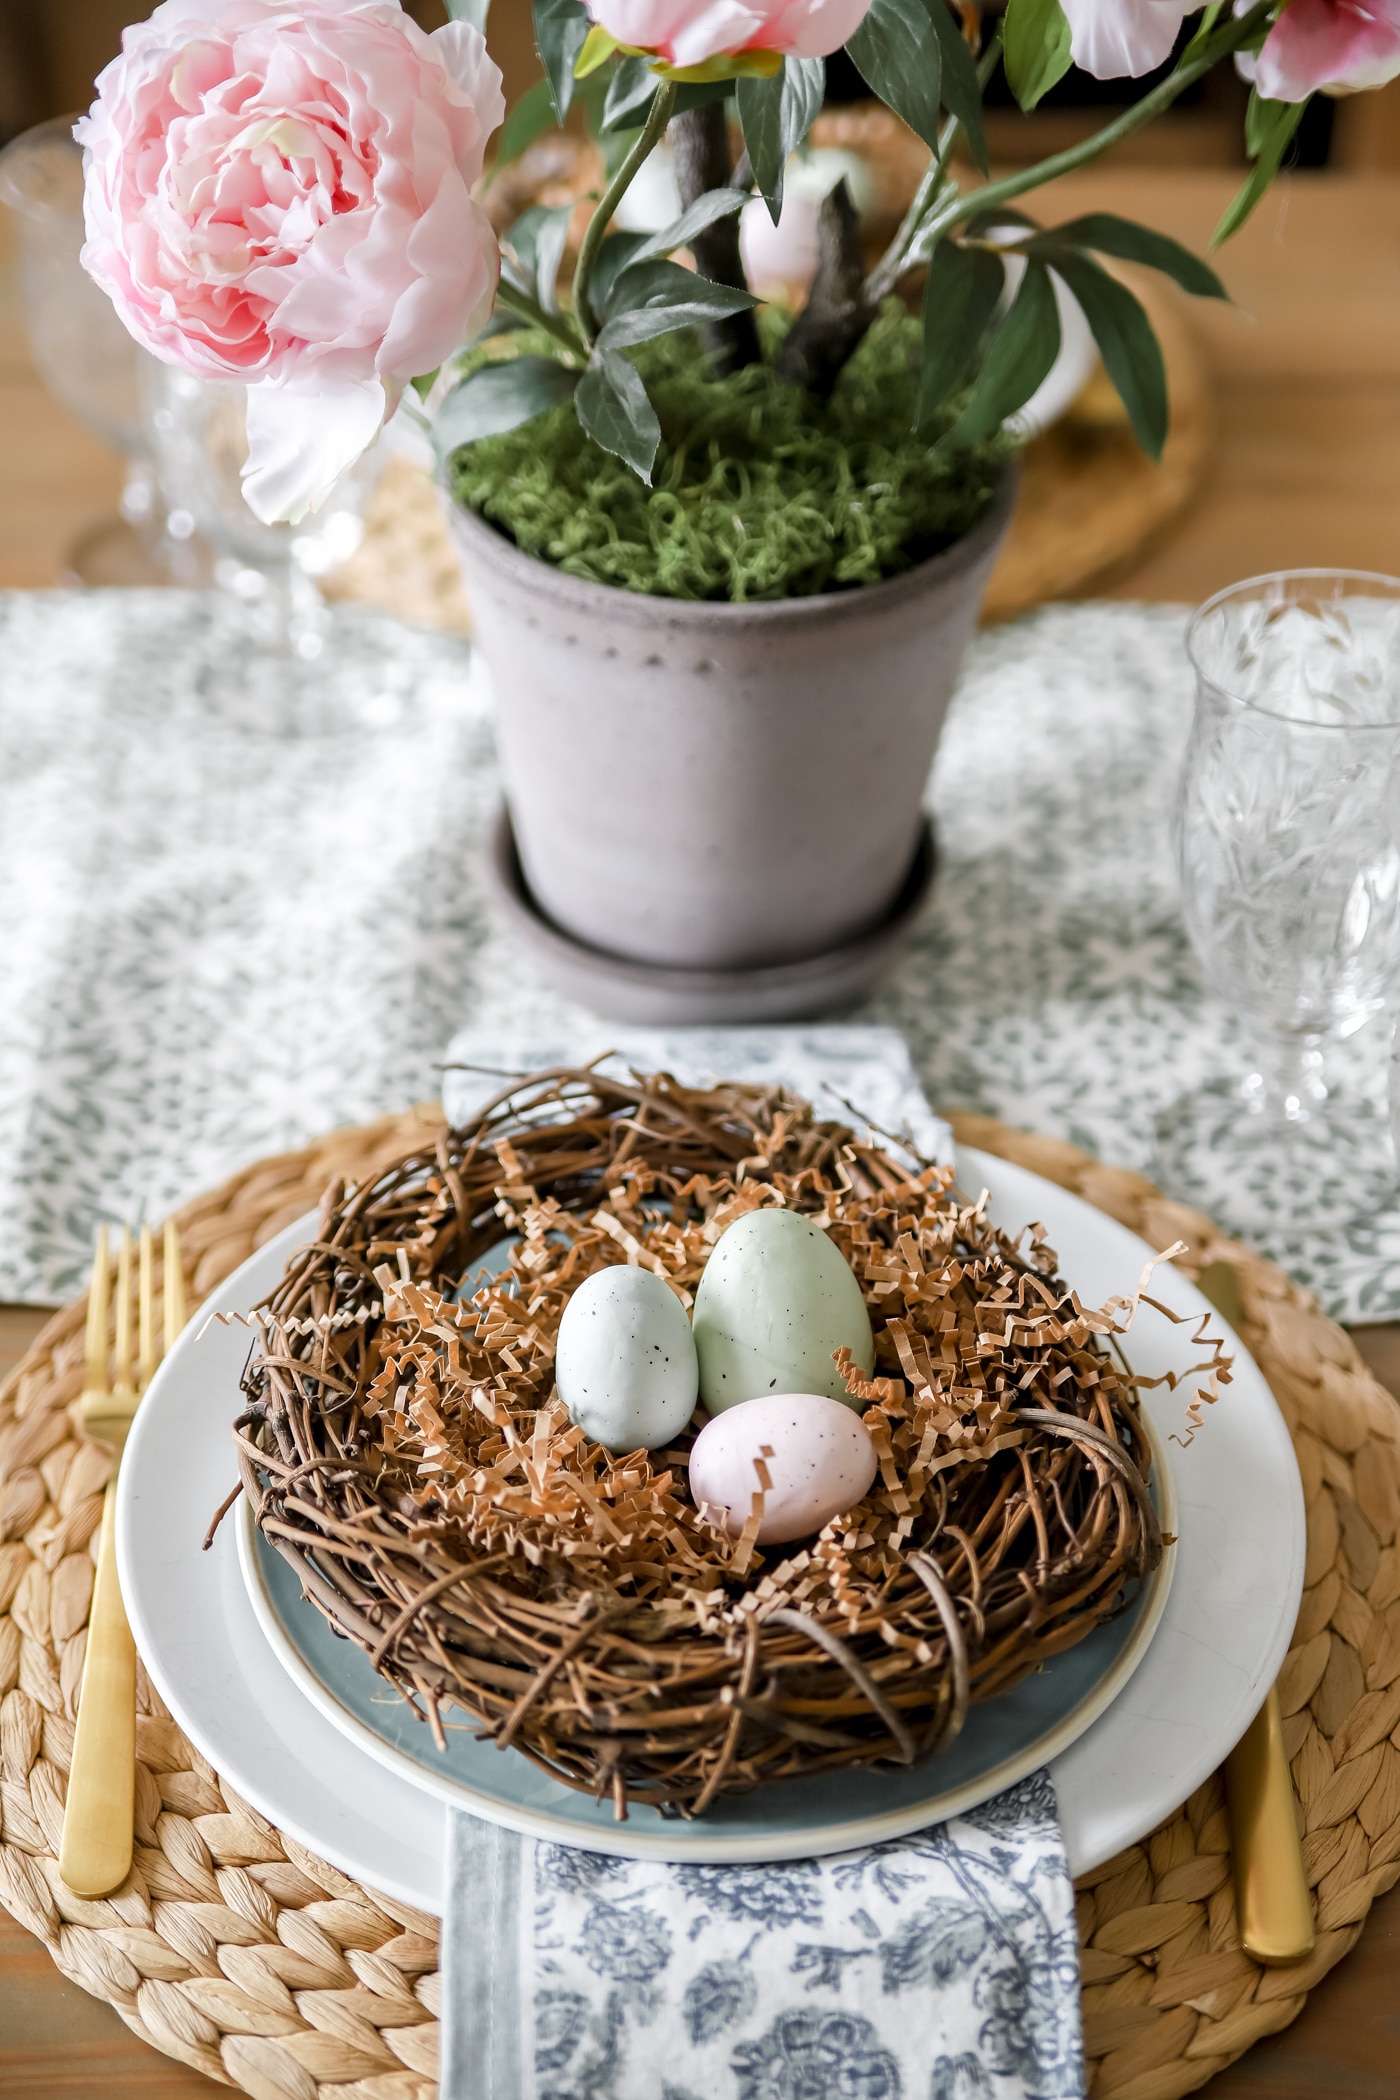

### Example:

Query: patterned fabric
xmin=440 ymin=1026 xmax=955 ymax=1165
xmin=1 ymin=589 xmax=1396 ymax=1317
xmin=441 ymin=1776 xmax=1083 ymax=2100
xmin=436 ymin=1029 xmax=1078 ymax=2099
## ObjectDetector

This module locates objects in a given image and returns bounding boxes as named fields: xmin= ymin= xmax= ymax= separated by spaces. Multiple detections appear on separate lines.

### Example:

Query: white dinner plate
xmin=119 ymin=1145 xmax=1305 ymax=1913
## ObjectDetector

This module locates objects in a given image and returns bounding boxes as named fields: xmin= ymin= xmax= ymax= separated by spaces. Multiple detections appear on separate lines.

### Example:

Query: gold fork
xmin=60 ymin=1220 xmax=186 ymax=1898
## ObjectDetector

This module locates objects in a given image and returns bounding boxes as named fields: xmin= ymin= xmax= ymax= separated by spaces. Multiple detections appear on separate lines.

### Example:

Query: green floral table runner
xmin=0 ymin=590 xmax=1392 ymax=1319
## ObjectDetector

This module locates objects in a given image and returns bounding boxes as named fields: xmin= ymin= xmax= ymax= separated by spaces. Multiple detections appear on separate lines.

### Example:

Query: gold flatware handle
xmin=1225 ymin=1683 xmax=1315 ymax=1966
xmin=59 ymin=1480 xmax=136 ymax=1897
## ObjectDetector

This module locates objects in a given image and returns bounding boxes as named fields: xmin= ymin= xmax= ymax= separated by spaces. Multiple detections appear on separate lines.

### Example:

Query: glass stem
xmin=1245 ymin=1032 xmax=1328 ymax=1124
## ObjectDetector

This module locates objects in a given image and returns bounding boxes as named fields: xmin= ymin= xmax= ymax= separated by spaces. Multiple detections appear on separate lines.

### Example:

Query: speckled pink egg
xmin=688 ymin=1392 xmax=877 ymax=1546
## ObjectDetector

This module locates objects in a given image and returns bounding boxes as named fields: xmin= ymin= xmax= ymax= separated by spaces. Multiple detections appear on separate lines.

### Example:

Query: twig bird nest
xmin=233 ymin=1067 xmax=1215 ymax=1819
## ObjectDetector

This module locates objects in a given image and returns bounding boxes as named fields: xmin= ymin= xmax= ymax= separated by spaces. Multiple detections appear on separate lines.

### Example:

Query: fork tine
xmin=113 ymin=1227 xmax=134 ymax=1405
xmin=84 ymin=1226 xmax=110 ymax=1399
xmin=138 ymin=1225 xmax=156 ymax=1394
xmin=163 ymin=1220 xmax=187 ymax=1356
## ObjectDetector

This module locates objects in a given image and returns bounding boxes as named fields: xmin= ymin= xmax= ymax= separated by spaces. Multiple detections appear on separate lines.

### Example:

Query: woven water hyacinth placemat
xmin=1 ymin=1106 xmax=1398 ymax=2100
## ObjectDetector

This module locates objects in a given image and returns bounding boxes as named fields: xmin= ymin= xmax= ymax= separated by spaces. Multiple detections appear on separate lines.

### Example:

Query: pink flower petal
xmin=1254 ymin=0 xmax=1400 ymax=101
xmin=242 ymin=371 xmax=386 ymax=523
xmin=586 ymin=0 xmax=872 ymax=64
xmin=79 ymin=0 xmax=504 ymax=509
xmin=1060 ymin=0 xmax=1194 ymax=79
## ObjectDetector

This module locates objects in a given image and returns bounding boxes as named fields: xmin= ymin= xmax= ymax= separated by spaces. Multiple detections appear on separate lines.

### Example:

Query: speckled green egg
xmin=692 ymin=1208 xmax=875 ymax=1415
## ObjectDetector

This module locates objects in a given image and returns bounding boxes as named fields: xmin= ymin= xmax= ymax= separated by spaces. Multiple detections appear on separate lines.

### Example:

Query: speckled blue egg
xmin=555 ymin=1265 xmax=699 ymax=1453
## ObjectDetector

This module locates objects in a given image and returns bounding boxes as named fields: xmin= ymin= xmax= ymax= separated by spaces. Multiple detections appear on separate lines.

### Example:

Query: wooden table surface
xmin=5 ymin=160 xmax=1400 ymax=2096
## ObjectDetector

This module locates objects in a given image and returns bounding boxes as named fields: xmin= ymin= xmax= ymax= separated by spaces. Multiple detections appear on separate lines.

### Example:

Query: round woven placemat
xmin=2 ymin=1108 xmax=1398 ymax=2099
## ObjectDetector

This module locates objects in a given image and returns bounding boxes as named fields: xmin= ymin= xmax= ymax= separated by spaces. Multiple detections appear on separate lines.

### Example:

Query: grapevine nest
xmin=231 ymin=1066 xmax=1212 ymax=1819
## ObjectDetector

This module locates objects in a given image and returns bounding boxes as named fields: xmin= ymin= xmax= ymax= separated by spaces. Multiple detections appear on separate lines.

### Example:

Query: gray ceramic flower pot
xmin=450 ymin=469 xmax=1016 ymax=973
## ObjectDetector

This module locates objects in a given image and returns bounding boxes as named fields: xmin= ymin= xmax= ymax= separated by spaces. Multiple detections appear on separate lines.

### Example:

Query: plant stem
xmin=671 ymin=103 xmax=761 ymax=373
xmin=774 ymin=178 xmax=869 ymax=391
xmin=865 ymin=34 xmax=1003 ymax=306
xmin=924 ymin=0 xmax=1274 ymax=246
xmin=865 ymin=127 xmax=953 ymax=306
xmin=572 ymin=78 xmax=678 ymax=344
xmin=495 ymin=279 xmax=587 ymax=358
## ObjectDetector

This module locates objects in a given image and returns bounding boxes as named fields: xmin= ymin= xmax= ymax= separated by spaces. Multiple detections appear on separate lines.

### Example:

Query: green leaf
xmin=444 ymin=0 xmax=490 ymax=26
xmin=736 ymin=57 xmax=825 ymax=223
xmin=928 ymin=0 xmax=988 ymax=174
xmin=1180 ymin=1 xmax=1224 ymax=63
xmin=599 ymin=121 xmax=645 ymax=181
xmin=1245 ymin=86 xmax=1288 ymax=157
xmin=1003 ymin=0 xmax=1072 ymax=110
xmin=575 ymin=349 xmax=661 ymax=480
xmin=672 ymin=79 xmax=737 ymax=113
xmin=1228 ymin=3 xmax=1274 ymax=59
xmin=962 ymin=204 xmax=1041 ymax=241
xmin=575 ymin=23 xmax=620 ymax=75
xmin=1044 ymin=214 xmax=1227 ymax=300
xmin=435 ymin=357 xmax=579 ymax=459
xmin=942 ymin=258 xmax=1061 ymax=448
xmin=602 ymin=55 xmax=659 ymax=133
xmin=533 ymin=0 xmax=590 ymax=123
xmin=1212 ymin=98 xmax=1303 ymax=246
xmin=1046 ymin=250 xmax=1168 ymax=457
xmin=628 ymin=187 xmax=750 ymax=264
xmin=917 ymin=239 xmax=1005 ymax=427
xmin=847 ymin=0 xmax=943 ymax=152
xmin=479 ymin=310 xmax=529 ymax=339
xmin=587 ymin=231 xmax=651 ymax=316
xmin=600 ymin=257 xmax=758 ymax=342
xmin=503 ymin=203 xmax=573 ymax=313
xmin=495 ymin=76 xmax=558 ymax=171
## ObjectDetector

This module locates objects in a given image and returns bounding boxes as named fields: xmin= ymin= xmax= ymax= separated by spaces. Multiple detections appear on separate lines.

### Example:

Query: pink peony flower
xmin=1251 ymin=0 xmax=1400 ymax=100
xmin=585 ymin=0 xmax=873 ymax=69
xmin=1059 ymin=0 xmax=1195 ymax=78
xmin=77 ymin=0 xmax=503 ymax=523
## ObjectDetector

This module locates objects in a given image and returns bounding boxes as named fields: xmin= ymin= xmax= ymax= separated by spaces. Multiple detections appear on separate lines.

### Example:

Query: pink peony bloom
xmin=585 ymin=0 xmax=873 ymax=69
xmin=77 ymin=0 xmax=503 ymax=523
xmin=1251 ymin=0 xmax=1400 ymax=100
xmin=1060 ymin=0 xmax=1195 ymax=78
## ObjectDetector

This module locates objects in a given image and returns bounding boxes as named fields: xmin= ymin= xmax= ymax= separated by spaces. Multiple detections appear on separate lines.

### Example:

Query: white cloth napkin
xmin=436 ymin=1024 xmax=1084 ymax=2100
xmin=440 ymin=1779 xmax=1084 ymax=2100
xmin=439 ymin=1024 xmax=953 ymax=1163
xmin=3 ymin=589 xmax=1398 ymax=1318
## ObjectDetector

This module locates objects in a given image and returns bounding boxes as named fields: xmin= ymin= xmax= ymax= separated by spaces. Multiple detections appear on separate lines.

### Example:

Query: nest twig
xmin=231 ymin=1067 xmax=1207 ymax=1818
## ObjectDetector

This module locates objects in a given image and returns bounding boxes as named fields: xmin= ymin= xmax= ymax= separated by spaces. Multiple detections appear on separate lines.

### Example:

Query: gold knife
xmin=1225 ymin=1684 xmax=1314 ymax=1964
xmin=60 ymin=1222 xmax=186 ymax=1898
xmin=1197 ymin=1260 xmax=1314 ymax=1966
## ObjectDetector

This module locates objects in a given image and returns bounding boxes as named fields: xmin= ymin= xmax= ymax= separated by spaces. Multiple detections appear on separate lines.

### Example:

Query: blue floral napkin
xmin=440 ymin=1777 xmax=1083 ymax=2100
xmin=437 ymin=1027 xmax=1084 ymax=2100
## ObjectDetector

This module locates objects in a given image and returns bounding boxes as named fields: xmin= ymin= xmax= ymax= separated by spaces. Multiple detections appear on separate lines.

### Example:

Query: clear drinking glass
xmin=142 ymin=363 xmax=375 ymax=651
xmin=141 ymin=363 xmax=387 ymax=730
xmin=1155 ymin=571 xmax=1400 ymax=1235
xmin=0 ymin=116 xmax=169 ymax=581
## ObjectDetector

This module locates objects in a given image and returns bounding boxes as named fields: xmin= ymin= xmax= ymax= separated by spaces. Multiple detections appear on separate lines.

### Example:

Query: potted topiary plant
xmin=76 ymin=0 xmax=1400 ymax=1013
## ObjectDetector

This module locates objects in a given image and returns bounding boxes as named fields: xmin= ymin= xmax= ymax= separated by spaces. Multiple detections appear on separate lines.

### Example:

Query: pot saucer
xmin=486 ymin=807 xmax=937 ymax=1023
